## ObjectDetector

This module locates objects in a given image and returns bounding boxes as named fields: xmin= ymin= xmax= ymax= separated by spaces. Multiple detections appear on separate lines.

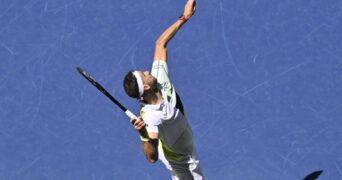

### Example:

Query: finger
xmin=136 ymin=116 xmax=144 ymax=124
xmin=137 ymin=122 xmax=146 ymax=129
xmin=134 ymin=122 xmax=141 ymax=129
xmin=135 ymin=119 xmax=145 ymax=128
xmin=135 ymin=123 xmax=142 ymax=130
xmin=131 ymin=119 xmax=136 ymax=125
xmin=137 ymin=121 xmax=145 ymax=127
xmin=141 ymin=121 xmax=146 ymax=127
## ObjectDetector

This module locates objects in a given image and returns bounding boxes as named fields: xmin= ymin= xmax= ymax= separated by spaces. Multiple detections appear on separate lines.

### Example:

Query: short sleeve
xmin=141 ymin=109 xmax=162 ymax=133
xmin=151 ymin=60 xmax=177 ymax=106
xmin=146 ymin=124 xmax=159 ymax=133
xmin=151 ymin=60 xmax=172 ymax=90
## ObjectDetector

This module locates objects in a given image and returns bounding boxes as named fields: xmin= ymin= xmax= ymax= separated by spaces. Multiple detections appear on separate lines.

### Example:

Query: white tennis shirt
xmin=140 ymin=60 xmax=194 ymax=162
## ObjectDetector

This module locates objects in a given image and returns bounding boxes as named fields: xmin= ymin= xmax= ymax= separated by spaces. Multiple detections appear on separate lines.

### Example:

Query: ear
xmin=143 ymin=84 xmax=151 ymax=91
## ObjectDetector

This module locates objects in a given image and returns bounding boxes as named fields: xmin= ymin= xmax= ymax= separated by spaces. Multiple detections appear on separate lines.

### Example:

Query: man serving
xmin=123 ymin=1 xmax=203 ymax=179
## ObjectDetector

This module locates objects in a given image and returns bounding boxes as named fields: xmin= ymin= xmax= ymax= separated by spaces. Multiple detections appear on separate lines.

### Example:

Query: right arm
xmin=140 ymin=133 xmax=159 ymax=163
xmin=131 ymin=117 xmax=159 ymax=163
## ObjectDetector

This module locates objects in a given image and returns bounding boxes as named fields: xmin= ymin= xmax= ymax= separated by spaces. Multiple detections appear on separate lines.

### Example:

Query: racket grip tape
xmin=125 ymin=110 xmax=137 ymax=120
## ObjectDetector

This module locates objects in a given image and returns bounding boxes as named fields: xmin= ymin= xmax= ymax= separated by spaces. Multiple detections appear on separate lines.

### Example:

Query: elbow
xmin=148 ymin=157 xmax=158 ymax=163
xmin=147 ymin=152 xmax=159 ymax=163
xmin=142 ymin=139 xmax=159 ymax=163
xmin=155 ymin=39 xmax=166 ymax=48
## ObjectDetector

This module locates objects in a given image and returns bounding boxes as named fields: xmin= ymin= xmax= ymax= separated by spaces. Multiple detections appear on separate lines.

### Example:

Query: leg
xmin=188 ymin=149 xmax=204 ymax=180
xmin=159 ymin=152 xmax=195 ymax=180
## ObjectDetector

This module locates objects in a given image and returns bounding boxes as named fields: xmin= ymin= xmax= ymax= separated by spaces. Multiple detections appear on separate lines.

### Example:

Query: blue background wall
xmin=0 ymin=0 xmax=341 ymax=179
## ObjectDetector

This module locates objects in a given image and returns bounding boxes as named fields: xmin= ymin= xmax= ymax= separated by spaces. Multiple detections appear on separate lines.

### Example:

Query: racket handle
xmin=125 ymin=110 xmax=137 ymax=119
xmin=125 ymin=110 xmax=149 ymax=138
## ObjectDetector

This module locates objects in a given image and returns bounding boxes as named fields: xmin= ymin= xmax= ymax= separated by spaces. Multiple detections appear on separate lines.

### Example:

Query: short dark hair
xmin=123 ymin=70 xmax=139 ymax=98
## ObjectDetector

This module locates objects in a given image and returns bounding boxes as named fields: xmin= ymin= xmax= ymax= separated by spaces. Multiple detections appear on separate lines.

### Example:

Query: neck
xmin=144 ymin=89 xmax=163 ymax=105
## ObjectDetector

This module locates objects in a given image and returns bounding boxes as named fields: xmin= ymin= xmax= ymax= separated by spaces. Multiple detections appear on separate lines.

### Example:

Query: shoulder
xmin=141 ymin=107 xmax=163 ymax=126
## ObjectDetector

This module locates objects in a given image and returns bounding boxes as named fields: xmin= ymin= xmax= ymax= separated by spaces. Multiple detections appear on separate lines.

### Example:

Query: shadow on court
xmin=303 ymin=170 xmax=323 ymax=180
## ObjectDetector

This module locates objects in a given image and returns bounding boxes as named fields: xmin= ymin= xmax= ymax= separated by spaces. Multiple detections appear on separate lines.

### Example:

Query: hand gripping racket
xmin=76 ymin=67 xmax=147 ymax=135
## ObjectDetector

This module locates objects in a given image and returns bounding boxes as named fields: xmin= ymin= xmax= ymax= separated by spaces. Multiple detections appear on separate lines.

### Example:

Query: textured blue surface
xmin=1 ymin=0 xmax=341 ymax=179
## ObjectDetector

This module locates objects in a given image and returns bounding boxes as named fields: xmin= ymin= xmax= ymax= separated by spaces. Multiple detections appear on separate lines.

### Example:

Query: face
xmin=138 ymin=71 xmax=157 ymax=90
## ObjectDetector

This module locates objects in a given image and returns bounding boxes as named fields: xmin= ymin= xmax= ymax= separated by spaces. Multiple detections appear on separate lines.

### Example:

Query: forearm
xmin=141 ymin=139 xmax=159 ymax=163
xmin=156 ymin=19 xmax=185 ymax=47
xmin=138 ymin=129 xmax=159 ymax=163
xmin=153 ymin=0 xmax=196 ymax=62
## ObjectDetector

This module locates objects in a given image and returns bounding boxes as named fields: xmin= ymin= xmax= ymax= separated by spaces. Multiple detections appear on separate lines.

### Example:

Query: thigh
xmin=159 ymin=148 xmax=204 ymax=180
xmin=169 ymin=162 xmax=194 ymax=180
xmin=160 ymin=153 xmax=194 ymax=180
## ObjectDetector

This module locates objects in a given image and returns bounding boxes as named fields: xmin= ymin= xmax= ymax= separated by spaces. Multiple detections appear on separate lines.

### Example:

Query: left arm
xmin=153 ymin=20 xmax=185 ymax=63
xmin=153 ymin=0 xmax=196 ymax=62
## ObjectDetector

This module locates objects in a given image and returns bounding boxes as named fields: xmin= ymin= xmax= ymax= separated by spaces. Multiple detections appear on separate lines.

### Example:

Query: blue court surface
xmin=1 ymin=0 xmax=341 ymax=179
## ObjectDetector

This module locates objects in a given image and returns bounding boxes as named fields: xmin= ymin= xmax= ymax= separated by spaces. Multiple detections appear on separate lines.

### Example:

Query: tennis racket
xmin=76 ymin=67 xmax=147 ymax=135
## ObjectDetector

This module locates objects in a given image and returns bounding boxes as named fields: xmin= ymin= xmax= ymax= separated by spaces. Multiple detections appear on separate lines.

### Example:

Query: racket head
xmin=77 ymin=67 xmax=98 ymax=87
xmin=76 ymin=67 xmax=128 ymax=112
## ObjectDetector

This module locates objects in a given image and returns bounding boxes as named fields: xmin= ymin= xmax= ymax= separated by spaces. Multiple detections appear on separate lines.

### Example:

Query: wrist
xmin=139 ymin=128 xmax=149 ymax=141
xmin=140 ymin=135 xmax=149 ymax=142
xmin=179 ymin=14 xmax=187 ymax=23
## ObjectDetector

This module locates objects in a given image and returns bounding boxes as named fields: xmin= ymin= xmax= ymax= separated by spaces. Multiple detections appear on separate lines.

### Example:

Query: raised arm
xmin=153 ymin=0 xmax=196 ymax=62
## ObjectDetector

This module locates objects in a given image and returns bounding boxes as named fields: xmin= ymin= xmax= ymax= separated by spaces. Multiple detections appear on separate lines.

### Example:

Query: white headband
xmin=133 ymin=71 xmax=144 ymax=97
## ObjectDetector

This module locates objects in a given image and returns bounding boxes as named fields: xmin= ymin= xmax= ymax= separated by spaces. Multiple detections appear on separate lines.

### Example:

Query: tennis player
xmin=123 ymin=0 xmax=203 ymax=179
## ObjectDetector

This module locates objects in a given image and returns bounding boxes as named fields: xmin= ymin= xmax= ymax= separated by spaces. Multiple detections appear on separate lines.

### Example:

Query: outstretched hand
xmin=183 ymin=0 xmax=196 ymax=19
